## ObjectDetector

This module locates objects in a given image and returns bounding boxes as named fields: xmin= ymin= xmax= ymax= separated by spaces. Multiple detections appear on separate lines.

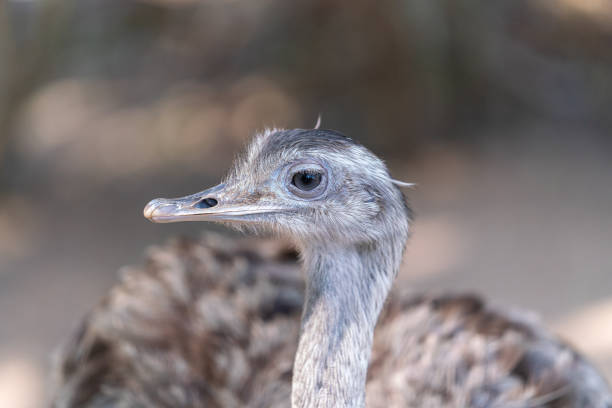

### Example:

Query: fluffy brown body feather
xmin=52 ymin=234 xmax=611 ymax=408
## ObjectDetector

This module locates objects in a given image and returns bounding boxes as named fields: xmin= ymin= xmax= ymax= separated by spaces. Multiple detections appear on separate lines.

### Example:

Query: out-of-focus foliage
xmin=2 ymin=0 xmax=612 ymax=189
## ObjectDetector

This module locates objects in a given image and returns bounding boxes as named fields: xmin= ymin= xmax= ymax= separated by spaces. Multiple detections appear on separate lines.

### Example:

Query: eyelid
xmin=291 ymin=165 xmax=323 ymax=173
xmin=294 ymin=169 xmax=322 ymax=176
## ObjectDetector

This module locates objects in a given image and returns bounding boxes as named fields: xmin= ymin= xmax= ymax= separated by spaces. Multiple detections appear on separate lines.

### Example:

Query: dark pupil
xmin=293 ymin=171 xmax=321 ymax=191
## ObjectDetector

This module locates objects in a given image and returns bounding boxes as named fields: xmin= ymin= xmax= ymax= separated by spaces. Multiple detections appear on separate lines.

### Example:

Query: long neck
xmin=291 ymin=237 xmax=404 ymax=407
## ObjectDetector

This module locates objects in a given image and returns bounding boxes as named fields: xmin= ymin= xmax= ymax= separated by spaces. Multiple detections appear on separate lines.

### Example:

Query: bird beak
xmin=143 ymin=183 xmax=284 ymax=224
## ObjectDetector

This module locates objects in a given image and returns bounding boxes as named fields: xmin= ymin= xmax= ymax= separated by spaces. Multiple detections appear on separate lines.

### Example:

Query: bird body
xmin=53 ymin=128 xmax=612 ymax=407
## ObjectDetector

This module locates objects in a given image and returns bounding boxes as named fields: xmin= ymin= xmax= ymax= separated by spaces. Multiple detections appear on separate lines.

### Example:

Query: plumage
xmin=52 ymin=128 xmax=611 ymax=407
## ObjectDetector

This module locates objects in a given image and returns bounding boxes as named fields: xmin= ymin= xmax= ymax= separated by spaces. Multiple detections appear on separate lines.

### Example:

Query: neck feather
xmin=291 ymin=235 xmax=404 ymax=407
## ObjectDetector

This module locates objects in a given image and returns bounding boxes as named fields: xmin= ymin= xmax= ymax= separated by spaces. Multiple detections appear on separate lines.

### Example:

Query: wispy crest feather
xmin=391 ymin=179 xmax=416 ymax=188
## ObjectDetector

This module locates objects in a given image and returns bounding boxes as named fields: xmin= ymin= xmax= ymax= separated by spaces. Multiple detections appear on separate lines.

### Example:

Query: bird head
xmin=144 ymin=128 xmax=412 ymax=247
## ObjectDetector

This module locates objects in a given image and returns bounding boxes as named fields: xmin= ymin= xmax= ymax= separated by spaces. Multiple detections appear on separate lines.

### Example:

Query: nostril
xmin=196 ymin=197 xmax=218 ymax=209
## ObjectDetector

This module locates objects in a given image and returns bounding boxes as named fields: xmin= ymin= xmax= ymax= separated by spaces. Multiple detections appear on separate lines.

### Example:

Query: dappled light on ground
xmin=0 ymin=355 xmax=43 ymax=408
xmin=399 ymin=214 xmax=470 ymax=280
xmin=554 ymin=298 xmax=612 ymax=380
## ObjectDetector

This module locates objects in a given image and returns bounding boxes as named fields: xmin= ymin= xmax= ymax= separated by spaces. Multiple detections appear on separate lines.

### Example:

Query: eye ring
xmin=285 ymin=161 xmax=329 ymax=200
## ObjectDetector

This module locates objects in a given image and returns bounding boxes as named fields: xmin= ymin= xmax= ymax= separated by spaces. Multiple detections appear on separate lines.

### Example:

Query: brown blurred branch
xmin=0 ymin=0 xmax=74 ymax=190
xmin=0 ymin=2 xmax=16 ymax=162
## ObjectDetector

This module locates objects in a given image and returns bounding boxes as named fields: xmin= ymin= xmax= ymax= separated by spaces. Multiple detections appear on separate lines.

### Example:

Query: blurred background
xmin=1 ymin=0 xmax=612 ymax=406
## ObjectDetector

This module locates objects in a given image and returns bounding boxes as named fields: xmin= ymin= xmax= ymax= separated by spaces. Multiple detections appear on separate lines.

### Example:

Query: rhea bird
xmin=53 ymin=128 xmax=611 ymax=407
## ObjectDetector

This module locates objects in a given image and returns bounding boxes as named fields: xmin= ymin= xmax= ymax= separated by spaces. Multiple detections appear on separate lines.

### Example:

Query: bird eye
xmin=292 ymin=171 xmax=322 ymax=191
xmin=285 ymin=162 xmax=328 ymax=199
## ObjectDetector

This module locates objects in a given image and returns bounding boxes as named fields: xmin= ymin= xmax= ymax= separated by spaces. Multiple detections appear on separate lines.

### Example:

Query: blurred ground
xmin=1 ymin=0 xmax=612 ymax=406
